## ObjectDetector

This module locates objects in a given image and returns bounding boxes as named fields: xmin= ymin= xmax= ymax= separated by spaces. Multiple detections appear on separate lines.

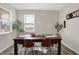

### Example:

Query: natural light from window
xmin=0 ymin=7 xmax=10 ymax=34
xmin=24 ymin=15 xmax=35 ymax=33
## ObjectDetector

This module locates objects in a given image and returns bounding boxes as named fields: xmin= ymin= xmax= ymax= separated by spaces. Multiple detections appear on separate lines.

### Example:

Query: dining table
xmin=13 ymin=34 xmax=61 ymax=55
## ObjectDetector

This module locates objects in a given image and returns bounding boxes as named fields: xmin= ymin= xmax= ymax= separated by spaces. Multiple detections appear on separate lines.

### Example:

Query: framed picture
xmin=64 ymin=21 xmax=66 ymax=28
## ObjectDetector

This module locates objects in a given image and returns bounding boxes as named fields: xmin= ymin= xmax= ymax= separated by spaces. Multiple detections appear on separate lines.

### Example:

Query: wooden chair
xmin=23 ymin=40 xmax=34 ymax=55
xmin=42 ymin=39 xmax=52 ymax=54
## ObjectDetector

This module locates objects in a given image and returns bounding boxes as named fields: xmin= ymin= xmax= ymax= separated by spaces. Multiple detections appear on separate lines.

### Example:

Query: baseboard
xmin=62 ymin=42 xmax=78 ymax=55
xmin=0 ymin=44 xmax=13 ymax=54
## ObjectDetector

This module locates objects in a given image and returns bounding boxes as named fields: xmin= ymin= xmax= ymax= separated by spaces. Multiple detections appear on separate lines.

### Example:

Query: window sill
xmin=0 ymin=31 xmax=11 ymax=35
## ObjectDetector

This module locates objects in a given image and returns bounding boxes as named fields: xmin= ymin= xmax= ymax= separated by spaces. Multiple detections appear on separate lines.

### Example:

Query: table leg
xmin=14 ymin=40 xmax=18 ymax=55
xmin=57 ymin=40 xmax=61 ymax=55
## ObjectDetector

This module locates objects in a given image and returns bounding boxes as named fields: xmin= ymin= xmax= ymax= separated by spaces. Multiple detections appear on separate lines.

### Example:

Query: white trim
xmin=62 ymin=42 xmax=79 ymax=54
xmin=0 ymin=43 xmax=13 ymax=53
xmin=0 ymin=32 xmax=10 ymax=35
xmin=0 ymin=5 xmax=10 ymax=12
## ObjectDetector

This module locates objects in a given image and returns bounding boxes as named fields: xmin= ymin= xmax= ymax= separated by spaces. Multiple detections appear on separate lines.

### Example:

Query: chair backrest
xmin=23 ymin=40 xmax=34 ymax=47
xmin=42 ymin=39 xmax=52 ymax=47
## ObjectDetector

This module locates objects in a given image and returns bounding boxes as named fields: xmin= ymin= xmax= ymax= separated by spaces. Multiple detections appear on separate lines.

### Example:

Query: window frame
xmin=0 ymin=5 xmax=12 ymax=35
xmin=24 ymin=14 xmax=35 ymax=33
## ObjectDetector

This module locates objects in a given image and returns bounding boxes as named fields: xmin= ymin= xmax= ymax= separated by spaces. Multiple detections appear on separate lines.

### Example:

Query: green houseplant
xmin=12 ymin=20 xmax=24 ymax=35
xmin=55 ymin=22 xmax=63 ymax=35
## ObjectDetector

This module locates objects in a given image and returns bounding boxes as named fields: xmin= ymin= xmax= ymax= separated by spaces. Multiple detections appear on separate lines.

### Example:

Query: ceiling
xmin=9 ymin=3 xmax=67 ymax=10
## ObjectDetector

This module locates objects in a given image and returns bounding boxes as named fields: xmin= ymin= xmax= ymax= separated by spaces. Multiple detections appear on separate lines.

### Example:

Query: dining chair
xmin=23 ymin=40 xmax=34 ymax=55
xmin=42 ymin=39 xmax=52 ymax=54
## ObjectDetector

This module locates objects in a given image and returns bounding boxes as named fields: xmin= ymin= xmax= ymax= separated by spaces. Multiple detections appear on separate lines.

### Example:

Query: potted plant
xmin=12 ymin=20 xmax=24 ymax=36
xmin=54 ymin=22 xmax=63 ymax=35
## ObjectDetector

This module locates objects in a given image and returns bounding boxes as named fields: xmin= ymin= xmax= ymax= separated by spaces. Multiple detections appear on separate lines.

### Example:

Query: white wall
xmin=59 ymin=3 xmax=79 ymax=54
xmin=0 ymin=4 xmax=16 ymax=53
xmin=16 ymin=10 xmax=59 ymax=34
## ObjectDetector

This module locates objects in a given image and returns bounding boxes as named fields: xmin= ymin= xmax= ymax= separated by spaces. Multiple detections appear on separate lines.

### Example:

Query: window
xmin=0 ymin=7 xmax=10 ymax=34
xmin=24 ymin=15 xmax=35 ymax=33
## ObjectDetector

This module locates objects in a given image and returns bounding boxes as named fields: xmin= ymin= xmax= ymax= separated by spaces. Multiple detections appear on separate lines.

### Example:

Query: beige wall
xmin=59 ymin=3 xmax=79 ymax=54
xmin=0 ymin=4 xmax=16 ymax=53
xmin=16 ymin=10 xmax=59 ymax=34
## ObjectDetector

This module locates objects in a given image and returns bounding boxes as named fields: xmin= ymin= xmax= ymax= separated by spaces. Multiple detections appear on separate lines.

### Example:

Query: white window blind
xmin=0 ymin=8 xmax=10 ymax=34
xmin=24 ymin=15 xmax=35 ymax=33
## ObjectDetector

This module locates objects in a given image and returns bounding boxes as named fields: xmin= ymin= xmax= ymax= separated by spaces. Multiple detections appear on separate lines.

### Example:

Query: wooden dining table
xmin=13 ymin=35 xmax=61 ymax=55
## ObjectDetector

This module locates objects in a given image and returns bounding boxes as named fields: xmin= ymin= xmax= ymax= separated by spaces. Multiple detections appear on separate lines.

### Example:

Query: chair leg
xmin=47 ymin=47 xmax=49 ymax=54
xmin=50 ymin=47 xmax=51 ymax=55
xmin=41 ymin=46 xmax=44 ymax=54
xmin=47 ymin=47 xmax=51 ymax=55
xmin=24 ymin=47 xmax=26 ymax=55
xmin=24 ymin=47 xmax=28 ymax=55
xmin=27 ymin=48 xmax=28 ymax=55
xmin=32 ymin=47 xmax=33 ymax=55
